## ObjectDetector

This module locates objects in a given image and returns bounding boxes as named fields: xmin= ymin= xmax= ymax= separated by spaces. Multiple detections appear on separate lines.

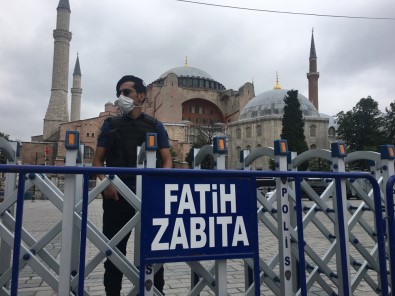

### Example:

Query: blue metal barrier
xmin=386 ymin=175 xmax=395 ymax=292
xmin=0 ymin=164 xmax=390 ymax=295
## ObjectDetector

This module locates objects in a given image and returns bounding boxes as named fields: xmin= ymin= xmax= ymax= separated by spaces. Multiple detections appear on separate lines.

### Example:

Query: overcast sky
xmin=1 ymin=0 xmax=394 ymax=141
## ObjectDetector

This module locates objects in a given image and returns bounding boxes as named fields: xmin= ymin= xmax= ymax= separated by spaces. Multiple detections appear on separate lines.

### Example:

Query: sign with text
xmin=140 ymin=175 xmax=258 ymax=263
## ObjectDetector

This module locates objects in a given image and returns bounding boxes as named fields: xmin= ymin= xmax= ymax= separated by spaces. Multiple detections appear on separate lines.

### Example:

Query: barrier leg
xmin=215 ymin=260 xmax=227 ymax=294
xmin=58 ymin=148 xmax=78 ymax=294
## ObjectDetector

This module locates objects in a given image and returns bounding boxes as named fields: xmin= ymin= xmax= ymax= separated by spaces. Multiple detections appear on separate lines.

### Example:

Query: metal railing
xmin=1 ymin=136 xmax=394 ymax=295
xmin=0 ymin=164 xmax=390 ymax=295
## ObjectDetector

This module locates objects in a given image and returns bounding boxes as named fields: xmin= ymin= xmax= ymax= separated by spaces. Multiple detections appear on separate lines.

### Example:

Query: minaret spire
xmin=307 ymin=28 xmax=319 ymax=111
xmin=70 ymin=54 xmax=82 ymax=122
xmin=310 ymin=28 xmax=317 ymax=59
xmin=184 ymin=56 xmax=188 ymax=68
xmin=43 ymin=0 xmax=72 ymax=140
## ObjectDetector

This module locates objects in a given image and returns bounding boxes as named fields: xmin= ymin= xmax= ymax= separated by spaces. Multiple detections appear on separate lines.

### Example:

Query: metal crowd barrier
xmin=0 ymin=134 xmax=394 ymax=295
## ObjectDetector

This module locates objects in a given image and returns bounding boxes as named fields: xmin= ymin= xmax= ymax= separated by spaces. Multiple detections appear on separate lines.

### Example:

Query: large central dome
xmin=154 ymin=62 xmax=225 ymax=91
xmin=159 ymin=66 xmax=213 ymax=80
xmin=240 ymin=88 xmax=319 ymax=120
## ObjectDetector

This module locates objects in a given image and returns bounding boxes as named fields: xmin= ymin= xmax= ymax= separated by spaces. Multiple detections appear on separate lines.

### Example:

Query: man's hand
xmin=103 ymin=185 xmax=119 ymax=201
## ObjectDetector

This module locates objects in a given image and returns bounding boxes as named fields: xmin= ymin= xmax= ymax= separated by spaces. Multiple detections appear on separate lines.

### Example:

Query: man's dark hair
xmin=116 ymin=75 xmax=146 ymax=94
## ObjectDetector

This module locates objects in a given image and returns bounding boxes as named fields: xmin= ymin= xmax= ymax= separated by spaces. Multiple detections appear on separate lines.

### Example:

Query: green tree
xmin=308 ymin=158 xmax=330 ymax=171
xmin=335 ymin=96 xmax=386 ymax=152
xmin=185 ymin=123 xmax=223 ymax=169
xmin=281 ymin=90 xmax=309 ymax=170
xmin=384 ymin=100 xmax=395 ymax=145
xmin=185 ymin=142 xmax=215 ymax=169
xmin=0 ymin=132 xmax=10 ymax=164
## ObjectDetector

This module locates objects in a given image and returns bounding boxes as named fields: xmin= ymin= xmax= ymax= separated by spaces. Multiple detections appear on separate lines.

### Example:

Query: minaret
xmin=70 ymin=54 xmax=82 ymax=122
xmin=307 ymin=29 xmax=319 ymax=111
xmin=43 ymin=0 xmax=72 ymax=140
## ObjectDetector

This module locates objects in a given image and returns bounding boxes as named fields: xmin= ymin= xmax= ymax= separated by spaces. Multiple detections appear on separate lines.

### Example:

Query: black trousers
xmin=103 ymin=197 xmax=164 ymax=295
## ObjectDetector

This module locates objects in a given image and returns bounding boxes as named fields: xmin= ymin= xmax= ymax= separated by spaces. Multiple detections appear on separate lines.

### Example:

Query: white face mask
xmin=116 ymin=95 xmax=140 ymax=114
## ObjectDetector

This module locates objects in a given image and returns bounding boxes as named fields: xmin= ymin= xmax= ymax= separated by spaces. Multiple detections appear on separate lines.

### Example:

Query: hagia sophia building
xmin=20 ymin=0 xmax=337 ymax=170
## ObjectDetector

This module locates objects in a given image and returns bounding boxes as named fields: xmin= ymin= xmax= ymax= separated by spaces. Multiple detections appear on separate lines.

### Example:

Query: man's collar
xmin=125 ymin=112 xmax=145 ymax=120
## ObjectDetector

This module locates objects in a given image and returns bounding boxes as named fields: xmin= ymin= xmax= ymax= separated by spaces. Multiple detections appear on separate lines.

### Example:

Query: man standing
xmin=93 ymin=75 xmax=172 ymax=295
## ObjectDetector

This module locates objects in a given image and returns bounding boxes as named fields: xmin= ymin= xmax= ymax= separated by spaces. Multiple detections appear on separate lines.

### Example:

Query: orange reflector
xmin=148 ymin=135 xmax=155 ymax=147
xmin=389 ymin=147 xmax=395 ymax=158
xmin=280 ymin=141 xmax=287 ymax=153
xmin=68 ymin=134 xmax=75 ymax=145
xmin=339 ymin=144 xmax=345 ymax=155
xmin=218 ymin=139 xmax=225 ymax=150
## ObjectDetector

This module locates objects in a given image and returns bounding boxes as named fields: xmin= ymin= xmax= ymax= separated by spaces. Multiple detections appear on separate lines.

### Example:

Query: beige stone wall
xmin=227 ymin=115 xmax=329 ymax=170
xmin=56 ymin=115 xmax=109 ymax=165
xmin=20 ymin=142 xmax=57 ymax=165
xmin=143 ymin=72 xmax=255 ymax=166
xmin=145 ymin=74 xmax=254 ymax=126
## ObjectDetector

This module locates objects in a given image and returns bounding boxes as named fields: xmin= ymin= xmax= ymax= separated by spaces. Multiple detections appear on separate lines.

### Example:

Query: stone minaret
xmin=43 ymin=0 xmax=72 ymax=140
xmin=70 ymin=54 xmax=82 ymax=122
xmin=307 ymin=29 xmax=319 ymax=111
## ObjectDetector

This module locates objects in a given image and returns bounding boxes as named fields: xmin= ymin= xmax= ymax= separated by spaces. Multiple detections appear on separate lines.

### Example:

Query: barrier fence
xmin=0 ymin=134 xmax=394 ymax=295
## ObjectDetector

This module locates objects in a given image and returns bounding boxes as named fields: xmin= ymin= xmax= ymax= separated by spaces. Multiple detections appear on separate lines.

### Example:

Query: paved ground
xmin=1 ymin=198 xmax=385 ymax=295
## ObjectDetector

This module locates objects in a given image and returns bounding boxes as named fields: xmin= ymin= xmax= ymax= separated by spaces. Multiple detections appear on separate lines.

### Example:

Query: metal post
xmin=70 ymin=144 xmax=84 ymax=292
xmin=142 ymin=133 xmax=158 ymax=296
xmin=58 ymin=131 xmax=79 ymax=295
xmin=274 ymin=140 xmax=294 ymax=296
xmin=0 ymin=139 xmax=18 ymax=289
xmin=191 ymin=146 xmax=202 ymax=291
xmin=240 ymin=149 xmax=250 ymax=170
xmin=331 ymin=142 xmax=351 ymax=296
xmin=380 ymin=145 xmax=395 ymax=291
xmin=213 ymin=136 xmax=228 ymax=295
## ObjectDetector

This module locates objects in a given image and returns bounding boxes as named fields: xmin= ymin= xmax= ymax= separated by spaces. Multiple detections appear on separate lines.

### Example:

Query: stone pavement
xmin=4 ymin=199 xmax=382 ymax=295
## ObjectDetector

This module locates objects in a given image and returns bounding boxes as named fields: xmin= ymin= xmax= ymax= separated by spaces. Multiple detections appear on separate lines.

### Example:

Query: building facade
xmin=20 ymin=0 xmax=337 ymax=171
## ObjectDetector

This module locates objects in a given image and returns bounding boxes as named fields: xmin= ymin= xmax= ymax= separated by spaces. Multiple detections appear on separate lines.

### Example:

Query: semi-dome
xmin=159 ymin=66 xmax=213 ymax=80
xmin=240 ymin=88 xmax=320 ymax=120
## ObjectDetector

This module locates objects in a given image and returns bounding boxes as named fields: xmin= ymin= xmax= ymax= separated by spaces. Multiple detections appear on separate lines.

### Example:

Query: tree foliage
xmin=281 ymin=90 xmax=309 ymax=153
xmin=281 ymin=90 xmax=309 ymax=170
xmin=185 ymin=141 xmax=215 ymax=169
xmin=0 ymin=132 xmax=9 ymax=140
xmin=384 ymin=100 xmax=395 ymax=145
xmin=335 ymin=96 xmax=386 ymax=152
xmin=185 ymin=124 xmax=219 ymax=169
xmin=0 ymin=132 xmax=10 ymax=164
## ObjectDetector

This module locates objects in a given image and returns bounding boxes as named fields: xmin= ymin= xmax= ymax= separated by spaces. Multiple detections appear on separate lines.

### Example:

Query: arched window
xmin=310 ymin=125 xmax=317 ymax=137
xmin=328 ymin=127 xmax=336 ymax=136
xmin=236 ymin=128 xmax=241 ymax=139
xmin=84 ymin=146 xmax=95 ymax=160
xmin=246 ymin=126 xmax=251 ymax=138
xmin=256 ymin=125 xmax=262 ymax=137
xmin=310 ymin=144 xmax=317 ymax=149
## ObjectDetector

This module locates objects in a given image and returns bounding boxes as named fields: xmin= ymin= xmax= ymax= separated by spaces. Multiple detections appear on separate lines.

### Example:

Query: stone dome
xmin=240 ymin=88 xmax=320 ymax=120
xmin=159 ymin=66 xmax=213 ymax=80
xmin=153 ymin=64 xmax=225 ymax=91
